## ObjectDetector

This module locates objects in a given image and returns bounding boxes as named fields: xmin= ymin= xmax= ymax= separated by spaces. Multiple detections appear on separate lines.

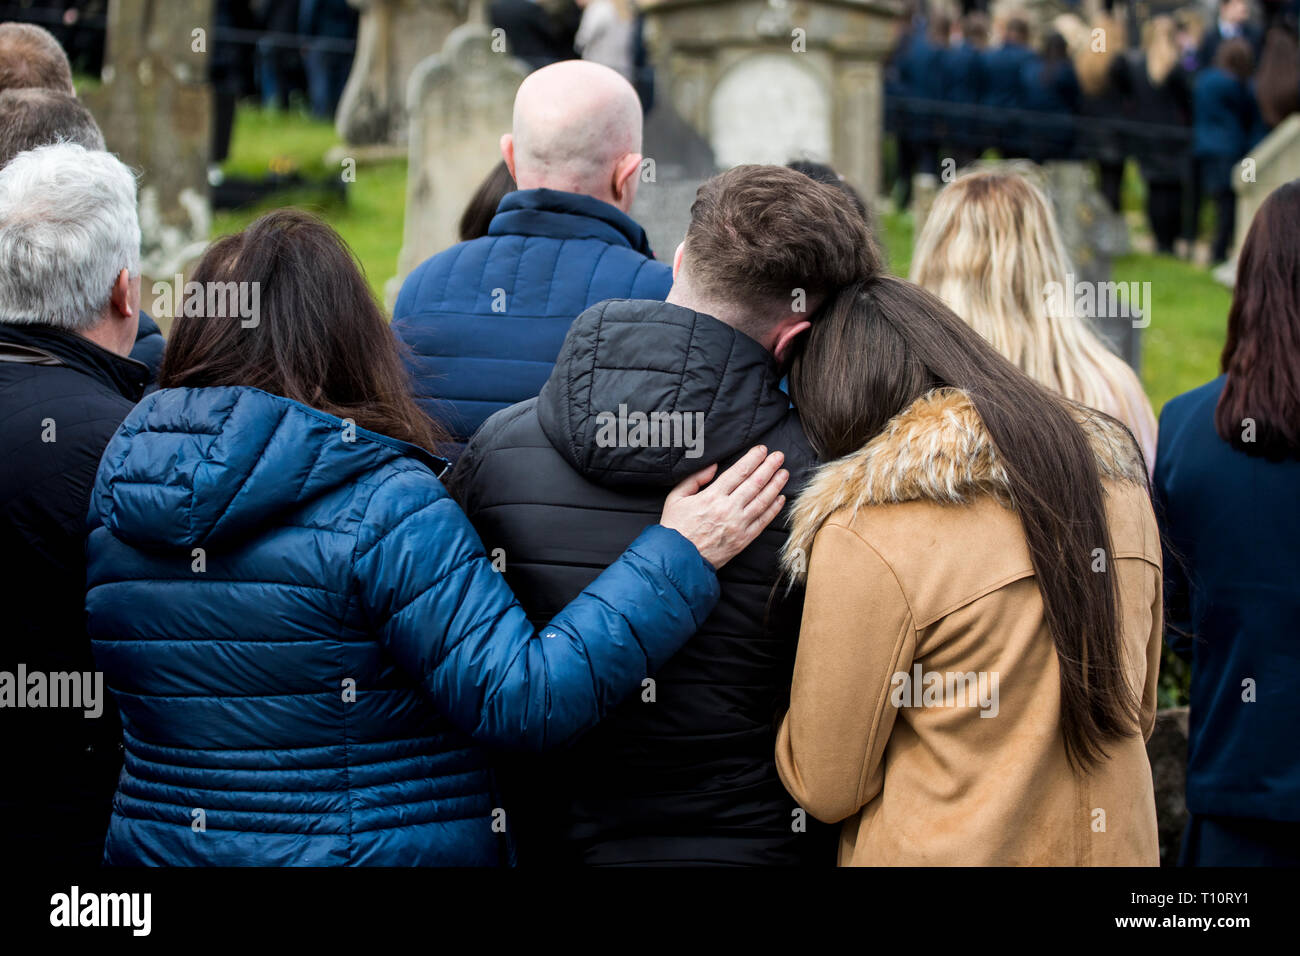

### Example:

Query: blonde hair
xmin=1143 ymin=16 xmax=1180 ymax=86
xmin=910 ymin=169 xmax=1156 ymax=456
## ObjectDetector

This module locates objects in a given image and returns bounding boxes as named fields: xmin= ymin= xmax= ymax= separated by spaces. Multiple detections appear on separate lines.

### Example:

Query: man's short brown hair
xmin=0 ymin=23 xmax=75 ymax=95
xmin=684 ymin=164 xmax=881 ymax=330
xmin=0 ymin=88 xmax=104 ymax=167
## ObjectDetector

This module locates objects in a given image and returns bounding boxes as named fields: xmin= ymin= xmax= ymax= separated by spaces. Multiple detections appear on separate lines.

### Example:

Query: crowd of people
xmin=0 ymin=19 xmax=1297 ymax=869
xmin=888 ymin=0 xmax=1300 ymax=262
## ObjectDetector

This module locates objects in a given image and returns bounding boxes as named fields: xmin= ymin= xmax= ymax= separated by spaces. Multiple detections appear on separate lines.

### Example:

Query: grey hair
xmin=0 ymin=142 xmax=140 ymax=331
xmin=0 ymin=88 xmax=106 ymax=167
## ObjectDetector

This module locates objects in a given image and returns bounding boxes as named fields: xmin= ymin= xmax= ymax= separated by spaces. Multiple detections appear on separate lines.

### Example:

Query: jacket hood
xmin=537 ymin=299 xmax=792 ymax=489
xmin=93 ymin=385 xmax=448 ymax=551
xmin=781 ymin=388 xmax=1148 ymax=580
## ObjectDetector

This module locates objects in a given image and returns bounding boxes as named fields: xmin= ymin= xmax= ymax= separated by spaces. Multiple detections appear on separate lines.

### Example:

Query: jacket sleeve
xmin=775 ymin=522 xmax=915 ymax=825
xmin=353 ymin=468 xmax=719 ymax=752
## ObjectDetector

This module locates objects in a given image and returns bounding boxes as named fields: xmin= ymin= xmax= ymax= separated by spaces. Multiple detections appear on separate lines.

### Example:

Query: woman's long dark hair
xmin=791 ymin=276 xmax=1144 ymax=772
xmin=160 ymin=209 xmax=445 ymax=451
xmin=1215 ymin=179 xmax=1300 ymax=460
xmin=458 ymin=160 xmax=515 ymax=241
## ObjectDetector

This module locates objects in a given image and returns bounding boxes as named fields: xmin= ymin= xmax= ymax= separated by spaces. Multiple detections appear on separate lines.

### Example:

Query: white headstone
xmin=708 ymin=54 xmax=831 ymax=169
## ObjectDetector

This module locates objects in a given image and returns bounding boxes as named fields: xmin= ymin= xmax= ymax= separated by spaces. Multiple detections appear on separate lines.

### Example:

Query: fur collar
xmin=782 ymin=388 xmax=1147 ymax=580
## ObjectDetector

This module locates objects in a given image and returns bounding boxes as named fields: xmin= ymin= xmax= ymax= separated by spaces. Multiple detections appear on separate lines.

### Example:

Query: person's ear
xmin=672 ymin=241 xmax=685 ymax=280
xmin=771 ymin=318 xmax=812 ymax=365
xmin=500 ymin=133 xmax=517 ymax=183
xmin=109 ymin=268 xmax=136 ymax=320
xmin=612 ymin=152 xmax=642 ymax=210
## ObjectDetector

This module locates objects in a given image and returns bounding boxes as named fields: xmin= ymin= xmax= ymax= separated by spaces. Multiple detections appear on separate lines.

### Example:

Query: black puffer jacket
xmin=0 ymin=322 xmax=147 ymax=867
xmin=453 ymin=299 xmax=829 ymax=866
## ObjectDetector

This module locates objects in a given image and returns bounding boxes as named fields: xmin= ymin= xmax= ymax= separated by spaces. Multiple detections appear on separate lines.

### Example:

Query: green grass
xmin=213 ymin=107 xmax=408 ymax=303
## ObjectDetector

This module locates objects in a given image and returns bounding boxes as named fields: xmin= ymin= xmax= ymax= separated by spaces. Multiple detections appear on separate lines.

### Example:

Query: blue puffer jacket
xmin=392 ymin=188 xmax=672 ymax=459
xmin=84 ymin=385 xmax=718 ymax=866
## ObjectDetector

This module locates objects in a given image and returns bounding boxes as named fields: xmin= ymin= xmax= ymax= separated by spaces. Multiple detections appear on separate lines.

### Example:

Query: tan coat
xmin=775 ymin=389 xmax=1163 ymax=866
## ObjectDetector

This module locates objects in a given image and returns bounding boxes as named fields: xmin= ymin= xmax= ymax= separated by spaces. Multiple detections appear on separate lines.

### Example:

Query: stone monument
xmin=1147 ymin=707 xmax=1189 ymax=867
xmin=1231 ymin=114 xmax=1300 ymax=269
xmin=640 ymin=0 xmax=904 ymax=198
xmin=89 ymin=0 xmax=213 ymax=280
xmin=388 ymin=23 xmax=529 ymax=304
xmin=336 ymin=0 xmax=470 ymax=148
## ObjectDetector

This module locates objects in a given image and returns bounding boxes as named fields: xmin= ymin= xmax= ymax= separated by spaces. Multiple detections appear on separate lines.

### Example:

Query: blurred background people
xmin=1114 ymin=16 xmax=1194 ymax=255
xmin=944 ymin=12 xmax=989 ymax=167
xmin=1253 ymin=20 xmax=1300 ymax=129
xmin=299 ymin=0 xmax=357 ymax=119
xmin=1074 ymin=10 xmax=1128 ymax=211
xmin=255 ymin=0 xmax=303 ymax=111
xmin=1192 ymin=37 xmax=1260 ymax=264
xmin=574 ymin=0 xmax=635 ymax=82
xmin=490 ymin=0 xmax=582 ymax=70
xmin=1197 ymin=0 xmax=1264 ymax=67
xmin=1021 ymin=32 xmax=1079 ymax=163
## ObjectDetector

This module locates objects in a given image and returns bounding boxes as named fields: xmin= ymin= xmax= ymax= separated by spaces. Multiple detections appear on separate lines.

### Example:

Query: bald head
xmin=502 ymin=60 xmax=644 ymax=212
xmin=0 ymin=23 xmax=74 ymax=95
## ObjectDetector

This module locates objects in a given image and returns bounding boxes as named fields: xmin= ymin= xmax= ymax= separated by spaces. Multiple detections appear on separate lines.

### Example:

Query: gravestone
xmin=642 ymin=0 xmax=903 ymax=198
xmin=388 ymin=24 xmax=528 ymax=304
xmin=1232 ymin=114 xmax=1300 ymax=270
xmin=336 ymin=0 xmax=469 ymax=147
xmin=1147 ymin=707 xmax=1189 ymax=867
xmin=710 ymin=52 xmax=831 ymax=169
xmin=1044 ymin=160 xmax=1139 ymax=371
xmin=89 ymin=0 xmax=213 ymax=279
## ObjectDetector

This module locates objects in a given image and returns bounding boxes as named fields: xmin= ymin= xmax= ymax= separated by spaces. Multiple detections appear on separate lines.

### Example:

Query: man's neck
xmin=79 ymin=318 xmax=132 ymax=358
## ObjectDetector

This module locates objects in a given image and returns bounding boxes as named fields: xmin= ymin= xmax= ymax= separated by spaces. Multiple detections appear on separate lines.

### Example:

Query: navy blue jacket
xmin=1020 ymin=59 xmax=1080 ymax=158
xmin=392 ymin=189 xmax=672 ymax=460
xmin=892 ymin=31 xmax=947 ymax=140
xmin=980 ymin=43 xmax=1035 ymax=109
xmin=1193 ymin=67 xmax=1258 ymax=159
xmin=84 ymin=385 xmax=719 ymax=866
xmin=1154 ymin=377 xmax=1300 ymax=823
xmin=942 ymin=42 xmax=985 ymax=105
